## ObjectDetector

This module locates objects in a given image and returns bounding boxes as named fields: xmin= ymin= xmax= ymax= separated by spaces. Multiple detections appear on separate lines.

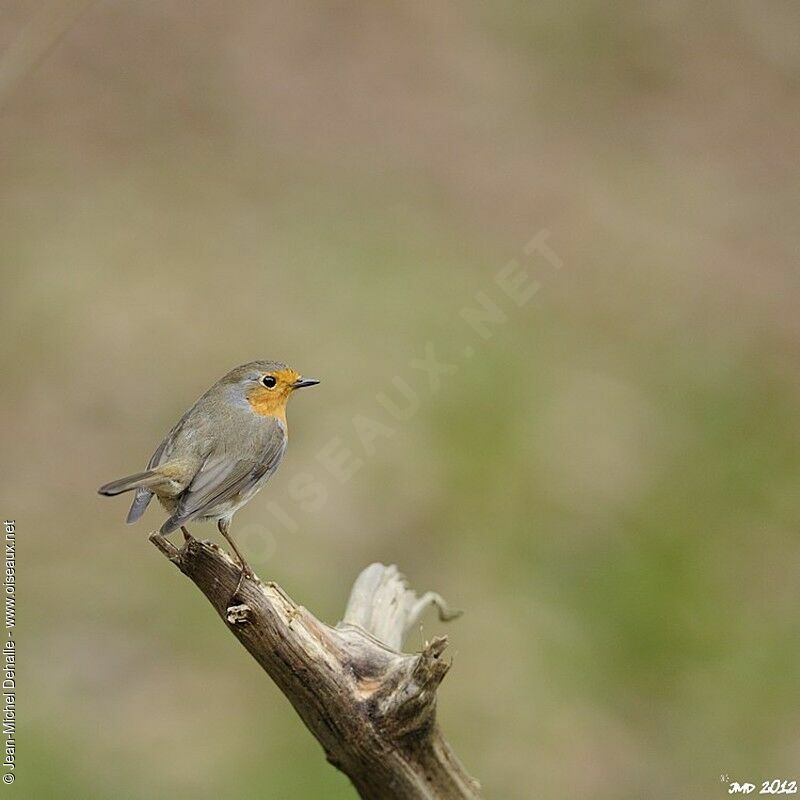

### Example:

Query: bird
xmin=98 ymin=361 xmax=319 ymax=589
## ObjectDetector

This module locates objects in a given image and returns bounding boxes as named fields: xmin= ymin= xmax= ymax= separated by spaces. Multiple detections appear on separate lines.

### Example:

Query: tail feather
xmin=126 ymin=489 xmax=155 ymax=524
xmin=98 ymin=469 xmax=163 ymax=497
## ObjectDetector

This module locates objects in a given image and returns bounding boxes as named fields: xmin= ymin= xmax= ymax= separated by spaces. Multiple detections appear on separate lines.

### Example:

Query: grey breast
xmin=154 ymin=392 xmax=288 ymax=534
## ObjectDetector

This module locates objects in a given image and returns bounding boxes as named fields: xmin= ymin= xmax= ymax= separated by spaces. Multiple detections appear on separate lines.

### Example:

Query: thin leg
xmin=218 ymin=519 xmax=252 ymax=597
xmin=181 ymin=526 xmax=193 ymax=542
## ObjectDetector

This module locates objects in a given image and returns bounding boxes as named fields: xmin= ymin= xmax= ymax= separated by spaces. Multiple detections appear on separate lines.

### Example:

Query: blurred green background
xmin=2 ymin=2 xmax=800 ymax=798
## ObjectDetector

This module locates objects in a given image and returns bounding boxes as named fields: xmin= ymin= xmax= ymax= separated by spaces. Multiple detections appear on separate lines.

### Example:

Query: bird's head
xmin=221 ymin=361 xmax=320 ymax=419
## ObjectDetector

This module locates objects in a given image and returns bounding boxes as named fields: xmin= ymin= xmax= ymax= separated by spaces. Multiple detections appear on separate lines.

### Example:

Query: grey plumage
xmin=99 ymin=360 xmax=319 ymax=580
xmin=98 ymin=469 xmax=164 ymax=497
xmin=99 ymin=360 xmax=304 ymax=535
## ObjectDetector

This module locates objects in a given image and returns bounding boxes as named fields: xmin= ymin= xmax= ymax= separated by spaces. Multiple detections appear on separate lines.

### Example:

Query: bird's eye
xmin=261 ymin=375 xmax=277 ymax=389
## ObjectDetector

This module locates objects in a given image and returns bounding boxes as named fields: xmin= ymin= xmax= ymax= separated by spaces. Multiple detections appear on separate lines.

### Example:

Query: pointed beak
xmin=292 ymin=377 xmax=320 ymax=390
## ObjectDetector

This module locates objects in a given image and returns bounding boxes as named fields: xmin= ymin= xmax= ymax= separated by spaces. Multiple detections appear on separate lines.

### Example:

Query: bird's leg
xmin=181 ymin=526 xmax=193 ymax=542
xmin=217 ymin=519 xmax=253 ymax=598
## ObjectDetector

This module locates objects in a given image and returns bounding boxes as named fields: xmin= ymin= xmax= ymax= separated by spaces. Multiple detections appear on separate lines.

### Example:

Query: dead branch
xmin=149 ymin=531 xmax=480 ymax=799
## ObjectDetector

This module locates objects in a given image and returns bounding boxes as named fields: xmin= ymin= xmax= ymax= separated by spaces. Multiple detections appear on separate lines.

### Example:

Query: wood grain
xmin=150 ymin=531 xmax=480 ymax=800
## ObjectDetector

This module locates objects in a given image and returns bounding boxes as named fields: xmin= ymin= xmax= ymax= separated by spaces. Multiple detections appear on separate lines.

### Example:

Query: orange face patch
xmin=246 ymin=368 xmax=300 ymax=421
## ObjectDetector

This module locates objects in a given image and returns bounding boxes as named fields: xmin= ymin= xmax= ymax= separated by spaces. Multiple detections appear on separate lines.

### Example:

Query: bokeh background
xmin=3 ymin=2 xmax=800 ymax=798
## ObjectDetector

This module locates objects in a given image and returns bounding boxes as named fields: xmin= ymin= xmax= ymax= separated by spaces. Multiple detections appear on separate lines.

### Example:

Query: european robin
xmin=98 ymin=361 xmax=319 ymax=584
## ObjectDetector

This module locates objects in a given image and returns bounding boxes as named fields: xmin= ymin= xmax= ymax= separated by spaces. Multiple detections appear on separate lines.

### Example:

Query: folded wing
xmin=160 ymin=426 xmax=286 ymax=534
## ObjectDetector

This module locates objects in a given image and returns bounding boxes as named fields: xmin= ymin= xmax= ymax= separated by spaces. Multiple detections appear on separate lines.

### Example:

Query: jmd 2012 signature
xmin=721 ymin=777 xmax=798 ymax=795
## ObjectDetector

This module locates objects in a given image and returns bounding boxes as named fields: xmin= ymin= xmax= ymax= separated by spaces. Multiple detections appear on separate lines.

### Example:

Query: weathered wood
xmin=150 ymin=531 xmax=480 ymax=800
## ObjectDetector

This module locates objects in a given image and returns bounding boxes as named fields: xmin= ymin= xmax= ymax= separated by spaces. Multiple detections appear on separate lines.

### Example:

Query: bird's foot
xmin=230 ymin=563 xmax=254 ymax=603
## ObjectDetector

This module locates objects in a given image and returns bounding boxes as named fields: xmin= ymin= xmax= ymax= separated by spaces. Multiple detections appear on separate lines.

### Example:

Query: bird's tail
xmin=126 ymin=488 xmax=155 ymax=524
xmin=98 ymin=469 xmax=163 ymax=497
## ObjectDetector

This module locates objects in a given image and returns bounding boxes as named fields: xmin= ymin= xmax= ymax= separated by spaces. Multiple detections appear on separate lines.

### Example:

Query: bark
xmin=150 ymin=531 xmax=481 ymax=800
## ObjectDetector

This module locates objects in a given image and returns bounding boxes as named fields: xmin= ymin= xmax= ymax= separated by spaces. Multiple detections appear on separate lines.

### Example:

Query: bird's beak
xmin=292 ymin=377 xmax=320 ymax=389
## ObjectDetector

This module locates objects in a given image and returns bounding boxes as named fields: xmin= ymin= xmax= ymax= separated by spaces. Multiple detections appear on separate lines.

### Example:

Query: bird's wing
xmin=147 ymin=403 xmax=200 ymax=468
xmin=160 ymin=424 xmax=286 ymax=533
xmin=127 ymin=409 xmax=194 ymax=523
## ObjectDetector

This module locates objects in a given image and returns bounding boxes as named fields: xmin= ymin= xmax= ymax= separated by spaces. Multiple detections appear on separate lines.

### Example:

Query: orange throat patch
xmin=246 ymin=368 xmax=299 ymax=423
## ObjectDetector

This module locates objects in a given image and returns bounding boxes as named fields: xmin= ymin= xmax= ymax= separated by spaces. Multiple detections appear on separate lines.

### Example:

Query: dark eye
xmin=261 ymin=375 xmax=277 ymax=388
